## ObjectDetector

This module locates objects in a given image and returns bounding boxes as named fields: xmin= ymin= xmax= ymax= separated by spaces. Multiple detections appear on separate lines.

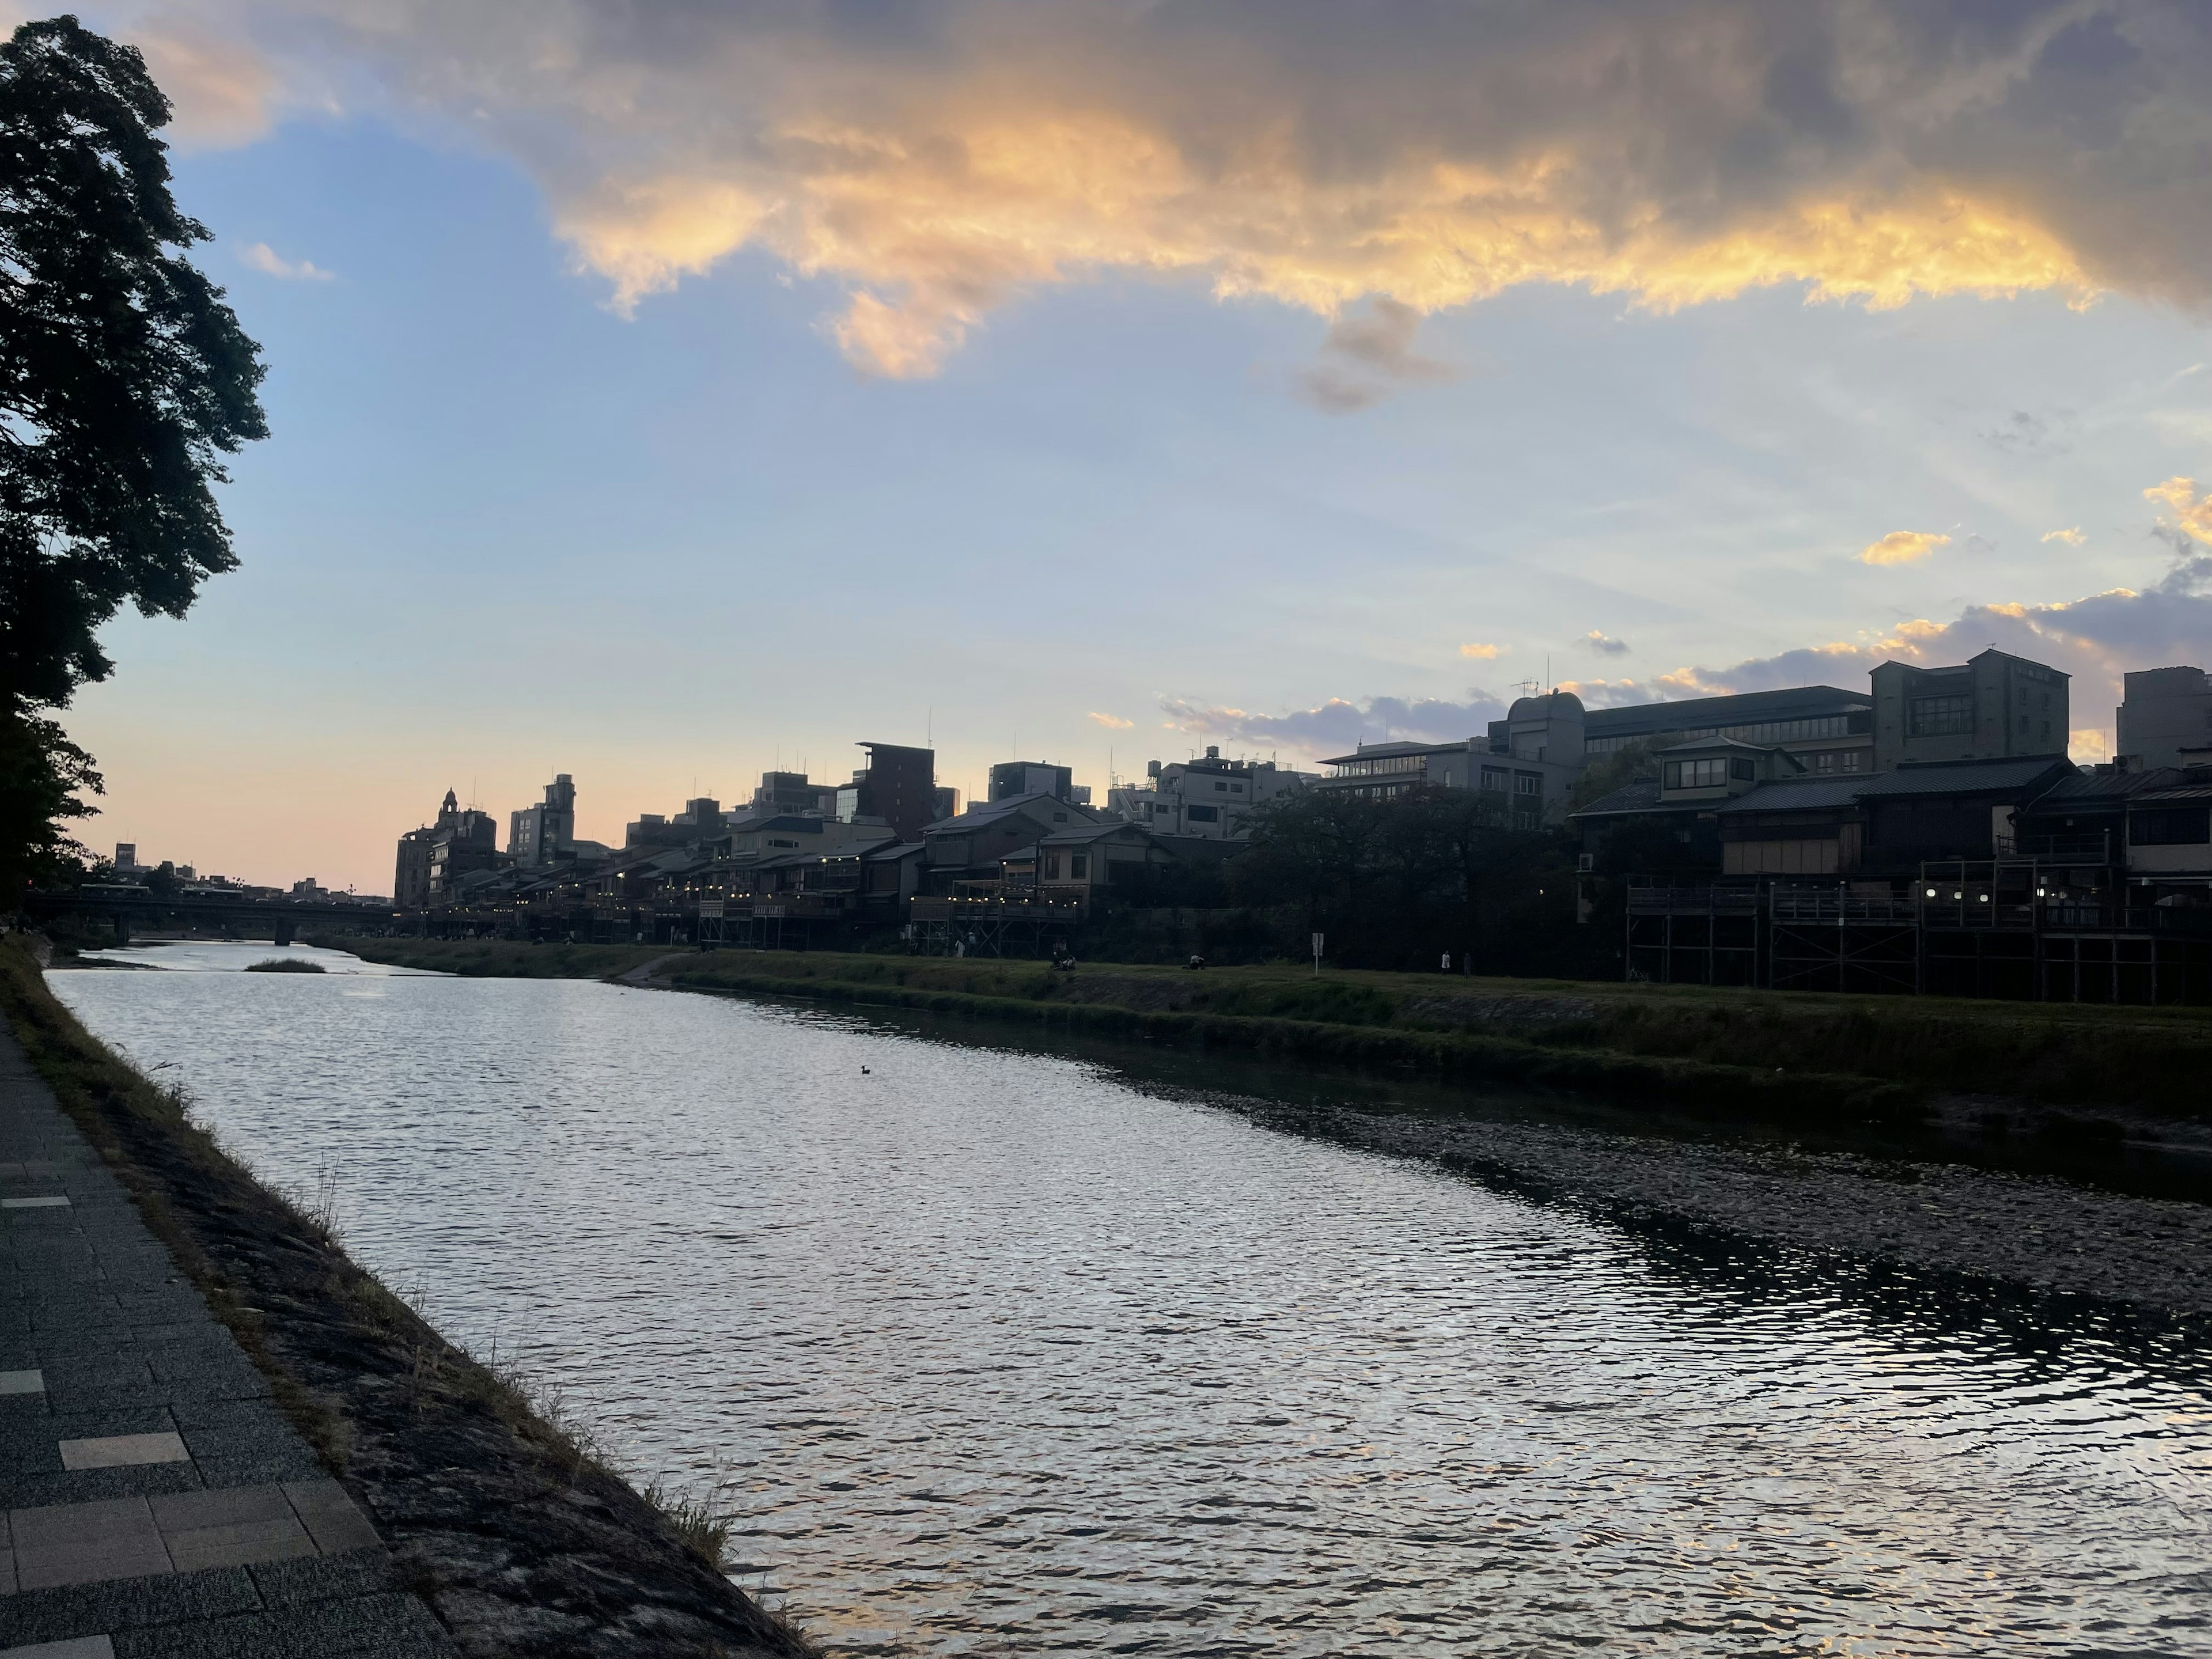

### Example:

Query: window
xmin=1187 ymin=804 xmax=1219 ymax=823
xmin=1052 ymin=812 xmax=1067 ymax=822
xmin=1481 ymin=766 xmax=1509 ymax=792
xmin=1908 ymin=693 xmax=1974 ymax=737
xmin=1730 ymin=757 xmax=1755 ymax=782
xmin=1232 ymin=783 xmax=1244 ymax=793
xmin=1513 ymin=772 xmax=1541 ymax=797
xmin=1070 ymin=854 xmax=1089 ymax=878
xmin=2131 ymin=806 xmax=2211 ymax=846
xmin=1663 ymin=758 xmax=1729 ymax=789
xmin=1045 ymin=854 xmax=1062 ymax=878
xmin=1215 ymin=781 xmax=1228 ymax=791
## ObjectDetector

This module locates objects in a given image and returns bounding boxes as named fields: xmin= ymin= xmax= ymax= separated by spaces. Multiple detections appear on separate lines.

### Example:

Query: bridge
xmin=21 ymin=885 xmax=399 ymax=948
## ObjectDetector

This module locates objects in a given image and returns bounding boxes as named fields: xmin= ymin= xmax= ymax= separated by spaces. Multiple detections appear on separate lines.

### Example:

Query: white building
xmin=1108 ymin=747 xmax=1314 ymax=840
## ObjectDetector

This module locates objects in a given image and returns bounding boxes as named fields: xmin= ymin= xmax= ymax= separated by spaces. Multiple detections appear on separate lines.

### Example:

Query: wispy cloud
xmin=1086 ymin=711 xmax=1134 ymax=729
xmin=1860 ymin=529 xmax=1950 ymax=566
xmin=240 ymin=242 xmax=333 ymax=282
xmin=2042 ymin=526 xmax=2086 ymax=545
xmin=1578 ymin=631 xmax=1630 ymax=656
xmin=1294 ymin=298 xmax=1463 ymax=413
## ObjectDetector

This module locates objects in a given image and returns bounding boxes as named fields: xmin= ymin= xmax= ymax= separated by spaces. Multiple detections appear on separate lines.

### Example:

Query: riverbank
xmin=2 ymin=937 xmax=813 ymax=1659
xmin=332 ymin=938 xmax=2212 ymax=1142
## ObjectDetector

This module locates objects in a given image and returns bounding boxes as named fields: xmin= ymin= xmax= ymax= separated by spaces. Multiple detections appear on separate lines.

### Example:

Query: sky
xmin=29 ymin=0 xmax=2212 ymax=893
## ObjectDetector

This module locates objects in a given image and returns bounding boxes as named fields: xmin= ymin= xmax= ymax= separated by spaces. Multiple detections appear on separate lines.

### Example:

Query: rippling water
xmin=52 ymin=944 xmax=2212 ymax=1656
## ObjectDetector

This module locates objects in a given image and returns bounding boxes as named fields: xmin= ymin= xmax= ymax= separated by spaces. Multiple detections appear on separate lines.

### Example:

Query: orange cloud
xmin=2042 ymin=526 xmax=2086 ymax=545
xmin=191 ymin=1 xmax=2156 ymax=378
xmin=2145 ymin=477 xmax=2212 ymax=543
xmin=1459 ymin=642 xmax=1503 ymax=660
xmin=1860 ymin=530 xmax=1951 ymax=566
xmin=1086 ymin=711 xmax=1134 ymax=729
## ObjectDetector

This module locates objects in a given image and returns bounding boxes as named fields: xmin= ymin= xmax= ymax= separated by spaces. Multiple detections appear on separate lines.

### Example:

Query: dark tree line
xmin=0 ymin=16 xmax=266 ymax=892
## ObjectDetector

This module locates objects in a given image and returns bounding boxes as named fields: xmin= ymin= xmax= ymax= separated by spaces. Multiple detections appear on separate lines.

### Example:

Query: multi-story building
xmin=398 ymin=789 xmax=502 ymax=906
xmin=1871 ymin=648 xmax=2069 ymax=770
xmin=627 ymin=797 xmax=726 ymax=850
xmin=1578 ymin=685 xmax=1874 ymax=776
xmin=2115 ymin=665 xmax=2212 ymax=769
xmin=987 ymin=761 xmax=1092 ymax=806
xmin=1316 ymin=695 xmax=1586 ymax=826
xmin=749 ymin=771 xmax=838 ymax=817
xmin=508 ymin=774 xmax=577 ymax=866
xmin=1108 ymin=747 xmax=1313 ymax=840
xmin=836 ymin=743 xmax=938 ymax=842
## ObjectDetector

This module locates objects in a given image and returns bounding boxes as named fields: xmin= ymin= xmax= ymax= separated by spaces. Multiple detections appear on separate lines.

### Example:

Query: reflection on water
xmin=50 ymin=946 xmax=2212 ymax=1657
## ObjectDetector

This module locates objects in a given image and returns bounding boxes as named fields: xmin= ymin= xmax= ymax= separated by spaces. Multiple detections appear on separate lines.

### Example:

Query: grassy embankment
xmin=333 ymin=937 xmax=2212 ymax=1127
xmin=2 ymin=937 xmax=811 ymax=1658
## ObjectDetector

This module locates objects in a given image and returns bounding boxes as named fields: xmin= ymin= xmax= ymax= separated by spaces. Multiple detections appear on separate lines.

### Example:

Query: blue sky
xmin=43 ymin=1 xmax=2212 ymax=891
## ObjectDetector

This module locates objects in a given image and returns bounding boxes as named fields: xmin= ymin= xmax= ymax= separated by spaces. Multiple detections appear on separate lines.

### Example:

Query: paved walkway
xmin=0 ymin=1033 xmax=455 ymax=1658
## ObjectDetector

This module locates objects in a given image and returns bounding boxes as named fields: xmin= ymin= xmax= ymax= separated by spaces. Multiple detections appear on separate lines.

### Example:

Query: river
xmin=50 ymin=942 xmax=2212 ymax=1657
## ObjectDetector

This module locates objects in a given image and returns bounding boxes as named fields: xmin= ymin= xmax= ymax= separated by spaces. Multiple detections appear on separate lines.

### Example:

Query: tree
xmin=0 ymin=16 xmax=266 ymax=887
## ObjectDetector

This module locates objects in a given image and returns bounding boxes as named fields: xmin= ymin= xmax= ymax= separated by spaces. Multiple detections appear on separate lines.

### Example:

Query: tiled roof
xmin=1714 ymin=778 xmax=1866 ymax=813
xmin=1854 ymin=755 xmax=2076 ymax=799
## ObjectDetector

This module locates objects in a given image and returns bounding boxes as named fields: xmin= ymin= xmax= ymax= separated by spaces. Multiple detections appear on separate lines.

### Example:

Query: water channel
xmin=51 ymin=942 xmax=2212 ymax=1656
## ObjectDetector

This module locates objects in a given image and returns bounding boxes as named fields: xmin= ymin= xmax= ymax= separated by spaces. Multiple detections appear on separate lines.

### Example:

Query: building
xmin=919 ymin=791 xmax=1100 ymax=893
xmin=749 ymin=771 xmax=838 ymax=817
xmin=1870 ymin=648 xmax=2068 ymax=770
xmin=508 ymin=774 xmax=577 ymax=866
xmin=836 ymin=743 xmax=937 ymax=842
xmin=399 ymin=789 xmax=502 ymax=905
xmin=1578 ymin=684 xmax=1874 ymax=776
xmin=626 ymin=797 xmax=724 ymax=850
xmin=932 ymin=785 xmax=961 ymax=822
xmin=987 ymin=761 xmax=1091 ymax=806
xmin=1316 ymin=693 xmax=1589 ymax=827
xmin=1108 ymin=748 xmax=1313 ymax=840
xmin=112 ymin=843 xmax=138 ymax=873
xmin=2115 ymin=666 xmax=2212 ymax=769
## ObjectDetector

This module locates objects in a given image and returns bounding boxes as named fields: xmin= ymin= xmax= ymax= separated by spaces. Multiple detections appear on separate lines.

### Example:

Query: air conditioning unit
xmin=1576 ymin=853 xmax=1594 ymax=873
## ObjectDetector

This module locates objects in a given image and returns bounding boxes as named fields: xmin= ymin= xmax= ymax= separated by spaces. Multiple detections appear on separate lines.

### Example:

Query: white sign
xmin=1311 ymin=932 xmax=1324 ymax=957
xmin=698 ymin=899 xmax=724 ymax=919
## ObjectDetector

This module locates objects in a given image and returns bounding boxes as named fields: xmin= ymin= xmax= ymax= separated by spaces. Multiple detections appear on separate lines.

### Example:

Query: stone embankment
xmin=1 ymin=939 xmax=813 ymax=1659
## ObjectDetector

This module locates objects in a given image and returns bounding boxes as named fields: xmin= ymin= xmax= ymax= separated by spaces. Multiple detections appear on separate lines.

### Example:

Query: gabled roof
xmin=1854 ymin=755 xmax=2077 ymax=800
xmin=1714 ymin=777 xmax=1866 ymax=814
xmin=925 ymin=790 xmax=1094 ymax=832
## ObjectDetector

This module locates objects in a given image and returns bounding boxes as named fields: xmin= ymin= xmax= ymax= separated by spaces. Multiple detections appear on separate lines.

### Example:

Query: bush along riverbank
xmin=0 ymin=937 xmax=813 ymax=1659
xmin=331 ymin=937 xmax=2212 ymax=1143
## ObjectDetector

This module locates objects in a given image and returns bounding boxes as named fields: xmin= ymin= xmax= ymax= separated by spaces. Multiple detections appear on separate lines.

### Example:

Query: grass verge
xmin=3 ymin=935 xmax=812 ymax=1659
xmin=331 ymin=937 xmax=2212 ymax=1127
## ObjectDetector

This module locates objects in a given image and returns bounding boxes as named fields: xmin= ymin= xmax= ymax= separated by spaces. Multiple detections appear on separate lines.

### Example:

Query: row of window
xmin=2131 ymin=806 xmax=2212 ymax=846
xmin=1907 ymin=693 xmax=1975 ymax=737
xmin=1663 ymin=757 xmax=1756 ymax=789
xmin=1328 ymin=754 xmax=1427 ymax=778
xmin=1585 ymin=715 xmax=1862 ymax=755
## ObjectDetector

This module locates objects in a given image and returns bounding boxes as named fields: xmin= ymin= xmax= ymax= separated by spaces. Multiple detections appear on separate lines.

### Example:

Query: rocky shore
xmin=1 ymin=939 xmax=813 ymax=1659
xmin=1239 ymin=1090 xmax=2212 ymax=1331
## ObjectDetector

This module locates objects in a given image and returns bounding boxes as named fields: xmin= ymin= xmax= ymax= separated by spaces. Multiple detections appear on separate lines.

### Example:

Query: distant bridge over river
xmin=22 ymin=887 xmax=398 ymax=947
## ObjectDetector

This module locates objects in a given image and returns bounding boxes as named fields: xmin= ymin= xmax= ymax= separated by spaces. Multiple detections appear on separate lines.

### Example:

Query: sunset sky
xmin=32 ymin=0 xmax=2212 ymax=892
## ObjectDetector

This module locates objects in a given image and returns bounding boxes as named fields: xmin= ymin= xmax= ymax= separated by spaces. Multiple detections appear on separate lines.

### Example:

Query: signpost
xmin=1311 ymin=931 xmax=1324 ymax=976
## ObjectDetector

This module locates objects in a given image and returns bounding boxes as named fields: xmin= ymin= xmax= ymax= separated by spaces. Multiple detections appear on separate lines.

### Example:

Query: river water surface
xmin=51 ymin=944 xmax=2212 ymax=1657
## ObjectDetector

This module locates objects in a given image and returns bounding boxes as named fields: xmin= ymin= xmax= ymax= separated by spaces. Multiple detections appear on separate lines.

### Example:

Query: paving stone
xmin=0 ymin=1032 xmax=452 ymax=1655
xmin=0 ymin=1636 xmax=118 ymax=1657
xmin=143 ymin=1491 xmax=310 ymax=1577
xmin=0 ymin=1568 xmax=260 ymax=1649
xmin=57 ymin=1438 xmax=188 ymax=1474
xmin=274 ymin=1487 xmax=376 ymax=1559
xmin=9 ymin=1499 xmax=170 ymax=1591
